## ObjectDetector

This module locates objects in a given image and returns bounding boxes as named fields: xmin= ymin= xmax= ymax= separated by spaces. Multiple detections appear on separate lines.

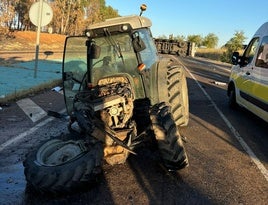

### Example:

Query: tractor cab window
xmin=135 ymin=28 xmax=158 ymax=69
xmin=91 ymin=33 xmax=139 ymax=84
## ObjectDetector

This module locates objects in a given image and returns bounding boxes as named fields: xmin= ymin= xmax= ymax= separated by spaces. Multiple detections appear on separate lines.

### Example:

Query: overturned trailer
xmin=154 ymin=38 xmax=195 ymax=57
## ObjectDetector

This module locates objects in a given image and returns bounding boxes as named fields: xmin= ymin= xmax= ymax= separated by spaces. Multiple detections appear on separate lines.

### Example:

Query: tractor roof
xmin=88 ymin=15 xmax=152 ymax=30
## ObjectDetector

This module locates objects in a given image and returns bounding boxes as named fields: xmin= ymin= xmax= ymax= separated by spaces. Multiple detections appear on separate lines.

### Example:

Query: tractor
xmin=23 ymin=6 xmax=189 ymax=194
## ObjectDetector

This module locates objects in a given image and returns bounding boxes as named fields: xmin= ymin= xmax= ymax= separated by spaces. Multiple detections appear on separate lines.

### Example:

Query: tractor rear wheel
xmin=23 ymin=134 xmax=103 ymax=195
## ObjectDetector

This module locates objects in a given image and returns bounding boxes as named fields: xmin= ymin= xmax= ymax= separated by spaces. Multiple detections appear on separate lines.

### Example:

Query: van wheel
xmin=228 ymin=85 xmax=237 ymax=108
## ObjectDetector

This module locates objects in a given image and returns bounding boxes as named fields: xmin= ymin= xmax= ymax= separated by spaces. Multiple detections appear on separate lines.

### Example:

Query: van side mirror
xmin=231 ymin=52 xmax=240 ymax=65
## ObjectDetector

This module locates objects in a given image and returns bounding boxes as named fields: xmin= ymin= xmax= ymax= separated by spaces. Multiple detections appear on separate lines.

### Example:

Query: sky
xmin=105 ymin=0 xmax=268 ymax=47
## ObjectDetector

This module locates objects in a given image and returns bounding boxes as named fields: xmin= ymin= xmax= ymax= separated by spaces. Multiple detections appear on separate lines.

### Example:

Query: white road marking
xmin=17 ymin=98 xmax=47 ymax=122
xmin=179 ymin=58 xmax=268 ymax=182
xmin=0 ymin=117 xmax=53 ymax=152
xmin=0 ymin=109 xmax=66 ymax=152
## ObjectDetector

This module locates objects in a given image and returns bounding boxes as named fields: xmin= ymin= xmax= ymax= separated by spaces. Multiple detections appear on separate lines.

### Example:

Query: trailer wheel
xmin=150 ymin=102 xmax=189 ymax=171
xmin=23 ymin=134 xmax=103 ymax=195
xmin=178 ymin=41 xmax=187 ymax=48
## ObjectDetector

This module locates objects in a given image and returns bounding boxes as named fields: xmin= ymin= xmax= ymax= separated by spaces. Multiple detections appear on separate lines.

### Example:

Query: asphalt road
xmin=0 ymin=56 xmax=267 ymax=205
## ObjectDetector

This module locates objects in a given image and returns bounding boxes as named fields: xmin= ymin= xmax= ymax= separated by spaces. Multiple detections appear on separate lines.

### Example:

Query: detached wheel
xmin=150 ymin=102 xmax=189 ymax=171
xmin=158 ymin=64 xmax=189 ymax=127
xmin=23 ymin=134 xmax=103 ymax=195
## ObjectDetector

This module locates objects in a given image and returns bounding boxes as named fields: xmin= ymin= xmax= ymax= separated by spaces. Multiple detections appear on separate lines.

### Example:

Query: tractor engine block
xmin=74 ymin=77 xmax=134 ymax=130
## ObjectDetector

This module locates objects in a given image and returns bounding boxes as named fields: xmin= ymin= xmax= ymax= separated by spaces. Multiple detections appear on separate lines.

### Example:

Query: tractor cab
xmin=62 ymin=15 xmax=158 ymax=114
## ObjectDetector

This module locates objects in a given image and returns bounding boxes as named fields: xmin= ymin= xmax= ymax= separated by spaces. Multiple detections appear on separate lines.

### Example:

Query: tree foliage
xmin=224 ymin=31 xmax=246 ymax=51
xmin=221 ymin=31 xmax=246 ymax=63
xmin=0 ymin=0 xmax=119 ymax=36
xmin=187 ymin=35 xmax=203 ymax=47
xmin=175 ymin=35 xmax=186 ymax=42
xmin=202 ymin=33 xmax=218 ymax=48
xmin=156 ymin=35 xmax=168 ymax=39
xmin=0 ymin=0 xmax=17 ymax=37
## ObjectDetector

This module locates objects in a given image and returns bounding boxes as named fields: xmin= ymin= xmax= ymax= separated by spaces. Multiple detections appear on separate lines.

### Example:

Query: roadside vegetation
xmin=195 ymin=48 xmax=225 ymax=62
xmin=0 ymin=0 xmax=119 ymax=38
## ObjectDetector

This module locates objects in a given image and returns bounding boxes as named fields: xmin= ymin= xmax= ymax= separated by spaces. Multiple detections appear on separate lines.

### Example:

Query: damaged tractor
xmin=23 ymin=7 xmax=189 ymax=194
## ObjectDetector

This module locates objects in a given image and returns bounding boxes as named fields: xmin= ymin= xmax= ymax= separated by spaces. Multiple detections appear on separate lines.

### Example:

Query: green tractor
xmin=23 ymin=8 xmax=189 ymax=194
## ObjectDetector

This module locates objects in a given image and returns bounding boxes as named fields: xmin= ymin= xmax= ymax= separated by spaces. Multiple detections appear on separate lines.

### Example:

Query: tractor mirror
xmin=90 ymin=44 xmax=101 ymax=59
xmin=133 ymin=36 xmax=146 ymax=52
xmin=86 ymin=40 xmax=101 ymax=59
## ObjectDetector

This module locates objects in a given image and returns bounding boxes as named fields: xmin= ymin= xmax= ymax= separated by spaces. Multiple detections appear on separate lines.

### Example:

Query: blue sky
xmin=106 ymin=0 xmax=268 ymax=47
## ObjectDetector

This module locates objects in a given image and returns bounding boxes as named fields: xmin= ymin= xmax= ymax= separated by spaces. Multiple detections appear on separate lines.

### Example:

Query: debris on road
xmin=51 ymin=86 xmax=62 ymax=92
xmin=210 ymin=81 xmax=227 ymax=86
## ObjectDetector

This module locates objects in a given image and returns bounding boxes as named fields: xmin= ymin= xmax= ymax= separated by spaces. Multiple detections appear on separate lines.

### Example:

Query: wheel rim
xmin=36 ymin=139 xmax=87 ymax=166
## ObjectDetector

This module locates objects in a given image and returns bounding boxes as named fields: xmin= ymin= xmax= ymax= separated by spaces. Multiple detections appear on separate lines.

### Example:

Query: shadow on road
xmin=21 ymin=145 xmax=214 ymax=204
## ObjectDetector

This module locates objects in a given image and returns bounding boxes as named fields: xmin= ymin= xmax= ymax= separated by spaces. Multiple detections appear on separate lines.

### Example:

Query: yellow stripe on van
xmin=232 ymin=73 xmax=268 ymax=102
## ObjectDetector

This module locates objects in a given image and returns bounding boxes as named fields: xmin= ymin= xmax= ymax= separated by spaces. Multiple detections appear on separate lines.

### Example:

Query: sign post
xmin=29 ymin=0 xmax=53 ymax=78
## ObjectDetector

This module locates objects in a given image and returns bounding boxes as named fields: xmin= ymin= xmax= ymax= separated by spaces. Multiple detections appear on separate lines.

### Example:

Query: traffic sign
xmin=29 ymin=1 xmax=53 ymax=27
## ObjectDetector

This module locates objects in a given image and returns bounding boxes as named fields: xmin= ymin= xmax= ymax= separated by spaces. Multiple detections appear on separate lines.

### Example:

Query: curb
xmin=0 ymin=79 xmax=62 ymax=104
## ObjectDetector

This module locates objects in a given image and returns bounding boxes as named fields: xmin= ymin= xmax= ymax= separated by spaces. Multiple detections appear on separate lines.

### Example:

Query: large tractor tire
xmin=150 ymin=102 xmax=189 ymax=171
xmin=23 ymin=134 xmax=103 ymax=195
xmin=158 ymin=64 xmax=189 ymax=127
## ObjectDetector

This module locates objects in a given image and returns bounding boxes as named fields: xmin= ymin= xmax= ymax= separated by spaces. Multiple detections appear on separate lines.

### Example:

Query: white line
xmin=180 ymin=59 xmax=268 ymax=182
xmin=0 ymin=109 xmax=66 ymax=152
xmin=17 ymin=98 xmax=47 ymax=122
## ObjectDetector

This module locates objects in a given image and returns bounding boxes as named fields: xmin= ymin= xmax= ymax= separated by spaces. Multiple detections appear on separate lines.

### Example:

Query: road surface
xmin=0 ymin=56 xmax=267 ymax=205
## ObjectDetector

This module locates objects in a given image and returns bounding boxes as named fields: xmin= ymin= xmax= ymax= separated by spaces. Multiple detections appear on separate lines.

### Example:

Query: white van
xmin=228 ymin=22 xmax=268 ymax=123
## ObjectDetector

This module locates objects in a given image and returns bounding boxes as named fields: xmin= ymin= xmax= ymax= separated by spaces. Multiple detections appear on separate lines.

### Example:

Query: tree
xmin=50 ymin=0 xmax=85 ymax=35
xmin=156 ymin=35 xmax=168 ymax=39
xmin=102 ymin=5 xmax=119 ymax=19
xmin=175 ymin=35 xmax=186 ymax=42
xmin=202 ymin=33 xmax=218 ymax=48
xmin=14 ymin=0 xmax=34 ymax=30
xmin=221 ymin=31 xmax=247 ymax=63
xmin=187 ymin=34 xmax=203 ymax=47
xmin=225 ymin=31 xmax=246 ymax=51
xmin=0 ymin=0 xmax=17 ymax=36
xmin=0 ymin=0 xmax=119 ymax=37
xmin=51 ymin=0 xmax=119 ymax=35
